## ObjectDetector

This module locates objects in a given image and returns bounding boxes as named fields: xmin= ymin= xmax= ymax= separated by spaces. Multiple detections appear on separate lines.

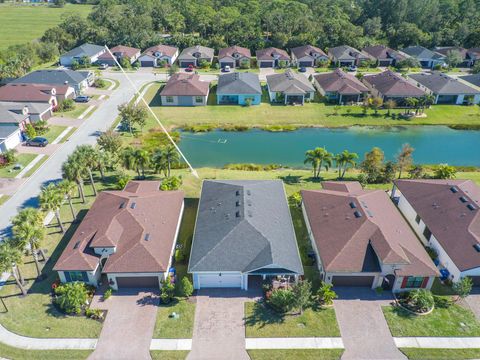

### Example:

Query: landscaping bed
xmin=247 ymin=349 xmax=344 ymax=360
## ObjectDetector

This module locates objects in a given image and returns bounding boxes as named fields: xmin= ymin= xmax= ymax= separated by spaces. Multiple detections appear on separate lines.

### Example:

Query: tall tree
xmin=58 ymin=179 xmax=77 ymax=221
xmin=335 ymin=150 xmax=359 ymax=179
xmin=304 ymin=147 xmax=333 ymax=179
xmin=75 ymin=145 xmax=98 ymax=196
xmin=396 ymin=143 xmax=414 ymax=179
xmin=39 ymin=183 xmax=65 ymax=233
xmin=0 ymin=239 xmax=27 ymax=296
xmin=162 ymin=145 xmax=180 ymax=178
xmin=62 ymin=153 xmax=87 ymax=203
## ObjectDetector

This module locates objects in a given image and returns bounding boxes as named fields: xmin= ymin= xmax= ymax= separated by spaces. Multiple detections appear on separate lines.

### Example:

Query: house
xmin=0 ymin=83 xmax=74 ymax=109
xmin=468 ymin=48 xmax=480 ymax=66
xmin=54 ymin=181 xmax=184 ymax=290
xmin=328 ymin=45 xmax=373 ymax=67
xmin=60 ymin=43 xmax=106 ymax=67
xmin=255 ymin=47 xmax=290 ymax=68
xmin=12 ymin=69 xmax=94 ymax=94
xmin=362 ymin=45 xmax=406 ymax=67
xmin=218 ymin=45 xmax=251 ymax=69
xmin=301 ymin=181 xmax=438 ymax=291
xmin=188 ymin=180 xmax=303 ymax=290
xmin=392 ymin=179 xmax=480 ymax=285
xmin=266 ymin=69 xmax=315 ymax=105
xmin=434 ymin=47 xmax=474 ymax=67
xmin=460 ymin=74 xmax=480 ymax=89
xmin=0 ymin=101 xmax=52 ymax=122
xmin=362 ymin=70 xmax=426 ymax=105
xmin=160 ymin=73 xmax=210 ymax=106
xmin=0 ymin=103 xmax=30 ymax=152
xmin=399 ymin=46 xmax=446 ymax=69
xmin=290 ymin=45 xmax=328 ymax=68
xmin=138 ymin=44 xmax=179 ymax=67
xmin=409 ymin=72 xmax=480 ymax=105
xmin=177 ymin=46 xmax=214 ymax=68
xmin=97 ymin=45 xmax=141 ymax=66
xmin=313 ymin=69 xmax=369 ymax=104
xmin=216 ymin=72 xmax=262 ymax=105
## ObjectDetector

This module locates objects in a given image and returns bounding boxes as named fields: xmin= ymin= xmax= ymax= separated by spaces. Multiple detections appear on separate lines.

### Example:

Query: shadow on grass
xmin=390 ymin=305 xmax=416 ymax=319
xmin=245 ymin=300 xmax=286 ymax=330
xmin=278 ymin=175 xmax=302 ymax=184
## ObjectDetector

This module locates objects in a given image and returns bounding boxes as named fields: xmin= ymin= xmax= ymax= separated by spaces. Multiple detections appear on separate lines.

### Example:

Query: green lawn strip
xmin=248 ymin=349 xmax=344 ymax=360
xmin=245 ymin=302 xmax=340 ymax=337
xmin=0 ymin=342 xmax=91 ymax=360
xmin=54 ymin=104 xmax=88 ymax=119
xmin=150 ymin=350 xmax=190 ymax=360
xmin=400 ymin=348 xmax=480 ymax=360
xmin=153 ymin=298 xmax=195 ymax=338
xmin=103 ymin=78 xmax=120 ymax=91
xmin=0 ymin=153 xmax=37 ymax=178
xmin=24 ymin=155 xmax=49 ymax=178
xmin=0 ymin=195 xmax=11 ymax=207
xmin=43 ymin=125 xmax=67 ymax=143
xmin=382 ymin=304 xmax=480 ymax=337
xmin=59 ymin=127 xmax=78 ymax=143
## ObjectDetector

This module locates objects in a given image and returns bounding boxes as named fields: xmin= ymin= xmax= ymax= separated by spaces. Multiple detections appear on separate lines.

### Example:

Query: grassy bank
xmin=400 ymin=348 xmax=480 ymax=360
xmin=0 ymin=342 xmax=91 ymax=360
xmin=248 ymin=349 xmax=344 ymax=360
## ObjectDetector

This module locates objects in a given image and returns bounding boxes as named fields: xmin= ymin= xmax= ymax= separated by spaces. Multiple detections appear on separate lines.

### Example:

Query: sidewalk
xmin=245 ymin=337 xmax=344 ymax=349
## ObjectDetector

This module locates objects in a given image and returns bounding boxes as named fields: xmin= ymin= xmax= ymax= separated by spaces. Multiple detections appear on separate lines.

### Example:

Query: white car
xmin=100 ymin=63 xmax=109 ymax=70
xmin=222 ymin=65 xmax=231 ymax=72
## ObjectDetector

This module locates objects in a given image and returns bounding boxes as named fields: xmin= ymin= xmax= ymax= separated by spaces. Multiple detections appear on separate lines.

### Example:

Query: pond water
xmin=178 ymin=126 xmax=480 ymax=168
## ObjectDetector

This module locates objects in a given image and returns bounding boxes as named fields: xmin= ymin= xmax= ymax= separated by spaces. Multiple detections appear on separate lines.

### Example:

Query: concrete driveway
xmin=333 ymin=288 xmax=406 ymax=360
xmin=88 ymin=289 xmax=159 ymax=360
xmin=463 ymin=288 xmax=480 ymax=320
xmin=187 ymin=288 xmax=261 ymax=360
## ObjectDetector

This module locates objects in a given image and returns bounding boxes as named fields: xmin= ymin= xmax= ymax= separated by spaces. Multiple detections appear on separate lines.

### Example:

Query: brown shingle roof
xmin=142 ymin=44 xmax=178 ymax=58
xmin=314 ymin=69 xmax=368 ymax=95
xmin=291 ymin=45 xmax=327 ymax=59
xmin=54 ymin=181 xmax=184 ymax=273
xmin=394 ymin=179 xmax=480 ymax=272
xmin=302 ymin=181 xmax=438 ymax=277
xmin=362 ymin=45 xmax=406 ymax=61
xmin=98 ymin=45 xmax=140 ymax=60
xmin=160 ymin=73 xmax=209 ymax=96
xmin=363 ymin=70 xmax=426 ymax=97
xmin=218 ymin=45 xmax=251 ymax=59
xmin=256 ymin=47 xmax=290 ymax=61
xmin=0 ymin=83 xmax=67 ymax=103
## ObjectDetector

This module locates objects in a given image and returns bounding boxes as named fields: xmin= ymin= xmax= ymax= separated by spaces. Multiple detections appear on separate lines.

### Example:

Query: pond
xmin=178 ymin=126 xmax=480 ymax=168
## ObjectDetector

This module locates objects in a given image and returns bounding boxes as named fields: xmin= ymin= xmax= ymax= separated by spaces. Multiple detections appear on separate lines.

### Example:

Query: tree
xmin=445 ymin=50 xmax=463 ymax=69
xmin=434 ymin=164 xmax=457 ymax=179
xmin=39 ymin=183 xmax=65 ymax=233
xmin=384 ymin=99 xmax=396 ymax=116
xmin=133 ymin=149 xmax=150 ymax=179
xmin=11 ymin=208 xmax=46 ymax=277
xmin=58 ymin=179 xmax=77 ymax=221
xmin=369 ymin=97 xmax=383 ymax=115
xmin=396 ymin=57 xmax=420 ymax=71
xmin=396 ymin=143 xmax=414 ymax=179
xmin=75 ymin=145 xmax=98 ymax=196
xmin=382 ymin=161 xmax=397 ymax=183
xmin=317 ymin=282 xmax=337 ymax=306
xmin=0 ymin=239 xmax=26 ymax=296
xmin=54 ymin=282 xmax=88 ymax=315
xmin=168 ymin=64 xmax=178 ymax=77
xmin=118 ymin=103 xmax=148 ymax=135
xmin=335 ymin=150 xmax=358 ymax=179
xmin=160 ymin=176 xmax=182 ymax=191
xmin=453 ymin=277 xmax=473 ymax=302
xmin=97 ymin=130 xmax=122 ymax=154
xmin=409 ymin=289 xmax=434 ymax=312
xmin=163 ymin=145 xmax=180 ymax=178
xmin=360 ymin=147 xmax=385 ymax=184
xmin=62 ymin=152 xmax=87 ymax=203
xmin=304 ymin=147 xmax=333 ymax=179
xmin=181 ymin=277 xmax=194 ymax=298
xmin=151 ymin=148 xmax=167 ymax=175
xmin=405 ymin=97 xmax=418 ymax=114
xmin=409 ymin=164 xmax=426 ymax=179
xmin=292 ymin=280 xmax=311 ymax=315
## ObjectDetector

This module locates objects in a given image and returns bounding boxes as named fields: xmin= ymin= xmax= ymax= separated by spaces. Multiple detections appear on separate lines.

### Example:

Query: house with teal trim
xmin=216 ymin=72 xmax=262 ymax=105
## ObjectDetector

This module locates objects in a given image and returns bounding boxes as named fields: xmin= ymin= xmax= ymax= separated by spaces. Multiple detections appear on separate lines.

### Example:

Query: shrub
xmin=160 ymin=279 xmax=175 ymax=304
xmin=453 ymin=277 xmax=473 ymax=301
xmin=433 ymin=164 xmax=457 ymax=179
xmin=54 ymin=282 xmax=88 ymax=315
xmin=57 ymin=98 xmax=75 ymax=112
xmin=292 ymin=280 xmax=312 ymax=314
xmin=244 ymin=97 xmax=252 ymax=107
xmin=94 ymin=78 xmax=107 ymax=89
xmin=25 ymin=123 xmax=37 ymax=139
xmin=115 ymin=171 xmax=131 ymax=190
xmin=175 ymin=249 xmax=184 ymax=262
xmin=2 ymin=149 xmax=16 ymax=165
xmin=408 ymin=289 xmax=434 ymax=312
xmin=288 ymin=192 xmax=302 ymax=208
xmin=160 ymin=176 xmax=182 ymax=191
xmin=433 ymin=295 xmax=452 ymax=309
xmin=267 ymin=288 xmax=296 ymax=313
xmin=425 ymin=246 xmax=438 ymax=260
xmin=103 ymin=288 xmax=112 ymax=300
xmin=181 ymin=277 xmax=194 ymax=298
xmin=85 ymin=308 xmax=103 ymax=320
xmin=317 ymin=282 xmax=337 ymax=305
xmin=33 ymin=120 xmax=49 ymax=135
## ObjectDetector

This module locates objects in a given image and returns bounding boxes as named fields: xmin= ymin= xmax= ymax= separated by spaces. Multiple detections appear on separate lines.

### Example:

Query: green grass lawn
xmin=248 ymin=349 xmax=344 ymax=360
xmin=0 ymin=342 xmax=91 ymax=360
xmin=383 ymin=304 xmax=480 ymax=337
xmin=245 ymin=301 xmax=340 ymax=337
xmin=153 ymin=298 xmax=196 ymax=338
xmin=400 ymin=348 xmax=480 ymax=360
xmin=150 ymin=351 xmax=189 ymax=360
xmin=0 ymin=4 xmax=93 ymax=49
xmin=54 ymin=104 xmax=88 ymax=119
xmin=103 ymin=78 xmax=120 ymax=91
xmin=0 ymin=153 xmax=37 ymax=178
xmin=24 ymin=155 xmax=49 ymax=178
xmin=43 ymin=125 xmax=67 ymax=143
xmin=0 ymin=195 xmax=11 ymax=207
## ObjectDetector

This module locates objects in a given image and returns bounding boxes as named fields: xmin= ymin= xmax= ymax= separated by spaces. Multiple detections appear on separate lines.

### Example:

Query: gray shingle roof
xmin=401 ymin=46 xmax=445 ymax=60
xmin=188 ymin=180 xmax=303 ymax=274
xmin=178 ymin=45 xmax=214 ymax=60
xmin=409 ymin=72 xmax=480 ymax=95
xmin=217 ymin=72 xmax=261 ymax=95
xmin=12 ymin=69 xmax=90 ymax=87
xmin=0 ymin=102 xmax=29 ymax=124
xmin=0 ymin=124 xmax=20 ymax=139
xmin=266 ymin=69 xmax=314 ymax=94
xmin=328 ymin=45 xmax=371 ymax=61
xmin=460 ymin=74 xmax=480 ymax=88
xmin=61 ymin=43 xmax=105 ymax=59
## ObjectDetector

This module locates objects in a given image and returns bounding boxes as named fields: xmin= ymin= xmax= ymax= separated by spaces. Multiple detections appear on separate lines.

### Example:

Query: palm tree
xmin=133 ymin=149 xmax=150 ymax=179
xmin=11 ymin=208 xmax=46 ymax=277
xmin=151 ymin=148 xmax=167 ymax=175
xmin=304 ymin=147 xmax=333 ymax=179
xmin=0 ymin=239 xmax=26 ymax=296
xmin=76 ymin=145 xmax=98 ymax=196
xmin=62 ymin=153 xmax=86 ymax=203
xmin=405 ymin=97 xmax=417 ymax=114
xmin=58 ymin=179 xmax=77 ymax=221
xmin=39 ymin=183 xmax=65 ymax=233
xmin=163 ymin=145 xmax=179 ymax=178
xmin=335 ymin=150 xmax=359 ymax=179
xmin=121 ymin=147 xmax=139 ymax=177
xmin=384 ymin=99 xmax=396 ymax=116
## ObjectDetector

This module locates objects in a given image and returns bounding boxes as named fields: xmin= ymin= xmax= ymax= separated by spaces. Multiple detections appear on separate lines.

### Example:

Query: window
xmin=195 ymin=96 xmax=203 ymax=103
xmin=415 ymin=214 xmax=421 ymax=224
xmin=166 ymin=96 xmax=174 ymax=103
xmin=423 ymin=227 xmax=432 ymax=241
xmin=67 ymin=271 xmax=87 ymax=282
xmin=404 ymin=276 xmax=424 ymax=288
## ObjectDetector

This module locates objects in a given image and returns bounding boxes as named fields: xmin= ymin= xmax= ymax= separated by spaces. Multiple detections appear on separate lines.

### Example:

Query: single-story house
xmin=218 ymin=45 xmax=251 ymax=69
xmin=0 ymin=101 xmax=52 ymax=122
xmin=0 ymin=83 xmax=74 ymax=109
xmin=468 ymin=48 xmax=480 ymax=66
xmin=434 ymin=47 xmax=474 ymax=68
xmin=97 ymin=45 xmax=141 ymax=66
xmin=290 ymin=45 xmax=328 ymax=67
xmin=0 ymin=103 xmax=30 ymax=152
xmin=399 ymin=46 xmax=446 ymax=69
xmin=160 ymin=73 xmax=210 ymax=106
xmin=460 ymin=74 xmax=480 ymax=89
xmin=0 ymin=125 xmax=22 ymax=154
xmin=392 ymin=179 xmax=480 ymax=285
xmin=54 ymin=181 xmax=184 ymax=290
xmin=409 ymin=72 xmax=480 ymax=105
xmin=328 ymin=45 xmax=373 ymax=67
xmin=216 ymin=72 xmax=262 ymax=105
xmin=60 ymin=43 xmax=106 ymax=67
xmin=188 ymin=180 xmax=303 ymax=290
xmin=362 ymin=45 xmax=407 ymax=67
xmin=138 ymin=44 xmax=179 ymax=67
xmin=362 ymin=70 xmax=426 ymax=105
xmin=12 ymin=69 xmax=94 ymax=94
xmin=255 ymin=47 xmax=290 ymax=68
xmin=313 ymin=68 xmax=369 ymax=104
xmin=177 ymin=45 xmax=214 ymax=68
xmin=301 ymin=181 xmax=438 ymax=291
xmin=266 ymin=69 xmax=315 ymax=105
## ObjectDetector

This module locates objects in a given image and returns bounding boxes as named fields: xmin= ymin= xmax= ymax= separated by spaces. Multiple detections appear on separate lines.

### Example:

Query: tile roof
xmin=314 ymin=69 xmax=368 ymax=95
xmin=217 ymin=72 xmax=261 ymax=95
xmin=188 ymin=180 xmax=303 ymax=274
xmin=12 ymin=69 xmax=90 ymax=87
xmin=0 ymin=83 xmax=68 ymax=103
xmin=255 ymin=47 xmax=290 ymax=61
xmin=409 ymin=72 xmax=480 ymax=95
xmin=401 ymin=46 xmax=445 ymax=60
xmin=61 ymin=43 xmax=105 ymax=59
xmin=302 ymin=181 xmax=438 ymax=277
xmin=266 ymin=69 xmax=314 ymax=94
xmin=291 ymin=45 xmax=327 ymax=59
xmin=362 ymin=45 xmax=406 ymax=61
xmin=178 ymin=45 xmax=214 ymax=60
xmin=98 ymin=45 xmax=140 ymax=60
xmin=328 ymin=45 xmax=372 ymax=61
xmin=142 ymin=44 xmax=178 ymax=58
xmin=54 ymin=181 xmax=184 ymax=273
xmin=160 ymin=73 xmax=210 ymax=96
xmin=363 ymin=70 xmax=426 ymax=97
xmin=394 ymin=179 xmax=480 ymax=272
xmin=218 ymin=45 xmax=251 ymax=59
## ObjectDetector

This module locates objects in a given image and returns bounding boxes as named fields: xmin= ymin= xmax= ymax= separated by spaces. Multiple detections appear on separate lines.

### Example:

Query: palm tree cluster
xmin=122 ymin=144 xmax=180 ymax=180
xmin=304 ymin=148 xmax=358 ymax=179
xmin=404 ymin=95 xmax=436 ymax=115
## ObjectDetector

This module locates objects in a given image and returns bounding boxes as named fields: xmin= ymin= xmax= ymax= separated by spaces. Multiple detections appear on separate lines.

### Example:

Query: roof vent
xmin=474 ymin=244 xmax=480 ymax=252
xmin=119 ymin=202 xmax=125 ymax=209
xmin=354 ymin=211 xmax=362 ymax=218
xmin=144 ymin=233 xmax=150 ymax=241
xmin=236 ymin=211 xmax=240 ymax=218
xmin=467 ymin=204 xmax=477 ymax=211
xmin=236 ymin=200 xmax=240 ymax=207
xmin=130 ymin=202 xmax=136 ymax=209
xmin=236 ymin=190 xmax=240 ymax=196
xmin=73 ymin=241 xmax=80 ymax=249
xmin=247 ymin=190 xmax=251 ymax=195
xmin=349 ymin=202 xmax=357 ymax=209
xmin=460 ymin=196 xmax=468 ymax=203
xmin=366 ymin=210 xmax=374 ymax=217
xmin=450 ymin=186 xmax=459 ymax=193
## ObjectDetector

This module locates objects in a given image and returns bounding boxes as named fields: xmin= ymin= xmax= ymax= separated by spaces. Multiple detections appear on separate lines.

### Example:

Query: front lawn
xmin=248 ymin=349 xmax=344 ymax=360
xmin=0 ymin=342 xmax=91 ymax=360
xmin=245 ymin=301 xmax=340 ymax=338
xmin=150 ymin=351 xmax=189 ymax=360
xmin=153 ymin=298 xmax=196 ymax=338
xmin=54 ymin=104 xmax=88 ymax=119
xmin=0 ymin=153 xmax=37 ymax=178
xmin=43 ymin=125 xmax=67 ymax=143
xmin=382 ymin=304 xmax=480 ymax=337
xmin=400 ymin=348 xmax=480 ymax=360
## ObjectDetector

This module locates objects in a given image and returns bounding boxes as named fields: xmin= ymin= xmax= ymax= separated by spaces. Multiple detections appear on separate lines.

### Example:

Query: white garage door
xmin=198 ymin=273 xmax=242 ymax=288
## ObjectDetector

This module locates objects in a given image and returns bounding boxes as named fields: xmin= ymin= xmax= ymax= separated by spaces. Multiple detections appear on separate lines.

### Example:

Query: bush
xmin=33 ymin=120 xmax=49 ymax=135
xmin=53 ymin=282 xmax=88 ymax=315
xmin=94 ymin=78 xmax=107 ymax=89
xmin=408 ymin=289 xmax=434 ymax=312
xmin=57 ymin=98 xmax=75 ymax=112
xmin=85 ymin=308 xmax=103 ymax=320
xmin=317 ymin=282 xmax=337 ymax=306
xmin=103 ymin=288 xmax=112 ymax=300
xmin=425 ymin=246 xmax=438 ymax=260
xmin=288 ymin=192 xmax=302 ymax=208
xmin=267 ymin=288 xmax=296 ymax=313
xmin=453 ymin=277 xmax=473 ymax=301
xmin=433 ymin=295 xmax=452 ymax=309
xmin=160 ymin=176 xmax=182 ymax=191
xmin=115 ymin=171 xmax=131 ymax=190
xmin=2 ymin=149 xmax=16 ymax=165
xmin=25 ymin=123 xmax=37 ymax=139
xmin=181 ymin=277 xmax=194 ymax=298
xmin=160 ymin=279 xmax=175 ymax=304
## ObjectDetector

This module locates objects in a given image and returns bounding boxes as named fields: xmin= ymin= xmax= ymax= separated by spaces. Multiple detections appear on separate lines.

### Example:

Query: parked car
xmin=100 ymin=63 xmax=109 ymax=70
xmin=298 ymin=67 xmax=307 ymax=73
xmin=75 ymin=95 xmax=91 ymax=103
xmin=25 ymin=137 xmax=48 ymax=147
xmin=222 ymin=65 xmax=231 ymax=73
xmin=347 ymin=65 xmax=357 ymax=72
xmin=185 ymin=65 xmax=195 ymax=72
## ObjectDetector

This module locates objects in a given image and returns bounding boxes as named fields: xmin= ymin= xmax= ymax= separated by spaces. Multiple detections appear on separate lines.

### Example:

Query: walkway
xmin=88 ymin=289 xmax=159 ymax=360
xmin=334 ymin=288 xmax=407 ymax=360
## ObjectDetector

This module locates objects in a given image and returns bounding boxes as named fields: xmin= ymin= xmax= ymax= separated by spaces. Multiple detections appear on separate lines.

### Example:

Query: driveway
xmin=88 ymin=289 xmax=159 ymax=360
xmin=15 ymin=143 xmax=61 ymax=155
xmin=462 ymin=288 xmax=480 ymax=320
xmin=258 ymin=68 xmax=274 ymax=81
xmin=187 ymin=288 xmax=261 ymax=360
xmin=334 ymin=288 xmax=406 ymax=360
